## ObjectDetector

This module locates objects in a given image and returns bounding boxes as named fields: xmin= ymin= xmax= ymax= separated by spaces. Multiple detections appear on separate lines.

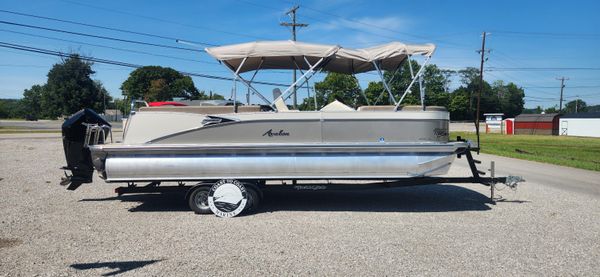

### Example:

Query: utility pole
xmin=475 ymin=31 xmax=490 ymax=152
xmin=280 ymin=5 xmax=308 ymax=109
xmin=556 ymin=76 xmax=569 ymax=112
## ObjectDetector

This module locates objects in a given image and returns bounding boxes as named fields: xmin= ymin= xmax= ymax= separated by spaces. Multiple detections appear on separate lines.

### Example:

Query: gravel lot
xmin=1 ymin=135 xmax=599 ymax=276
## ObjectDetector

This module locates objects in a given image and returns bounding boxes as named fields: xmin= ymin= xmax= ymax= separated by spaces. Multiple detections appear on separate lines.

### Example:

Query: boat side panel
xmin=123 ymin=112 xmax=206 ymax=144
xmin=151 ymin=118 xmax=448 ymax=144
xmin=154 ymin=119 xmax=323 ymax=144
xmin=322 ymin=119 xmax=449 ymax=143
xmin=104 ymin=152 xmax=456 ymax=181
xmin=125 ymin=110 xmax=450 ymax=144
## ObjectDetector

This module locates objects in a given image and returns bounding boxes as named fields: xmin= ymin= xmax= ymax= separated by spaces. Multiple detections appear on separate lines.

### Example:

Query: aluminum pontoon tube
xmin=90 ymin=141 xmax=466 ymax=182
xmin=102 ymin=151 xmax=457 ymax=182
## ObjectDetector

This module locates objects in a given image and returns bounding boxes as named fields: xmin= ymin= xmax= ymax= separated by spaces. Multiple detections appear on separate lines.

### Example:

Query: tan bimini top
xmin=205 ymin=40 xmax=436 ymax=74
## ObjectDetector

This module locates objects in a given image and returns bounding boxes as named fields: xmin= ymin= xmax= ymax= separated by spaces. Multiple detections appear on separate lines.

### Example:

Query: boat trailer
xmin=109 ymin=139 xmax=523 ymax=217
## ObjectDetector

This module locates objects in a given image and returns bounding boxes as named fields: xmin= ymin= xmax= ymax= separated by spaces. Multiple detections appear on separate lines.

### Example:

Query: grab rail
xmin=83 ymin=123 xmax=112 ymax=148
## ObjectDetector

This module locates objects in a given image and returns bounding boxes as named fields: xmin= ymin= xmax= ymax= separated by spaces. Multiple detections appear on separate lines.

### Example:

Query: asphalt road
xmin=468 ymin=153 xmax=600 ymax=197
xmin=0 ymin=120 xmax=122 ymax=130
xmin=1 ymin=134 xmax=599 ymax=276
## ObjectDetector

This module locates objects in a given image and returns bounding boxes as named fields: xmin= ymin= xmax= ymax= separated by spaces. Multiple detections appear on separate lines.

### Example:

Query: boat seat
xmin=357 ymin=105 xmax=395 ymax=111
xmin=357 ymin=105 xmax=447 ymax=112
xmin=400 ymin=105 xmax=447 ymax=112
xmin=273 ymin=97 xmax=289 ymax=111
xmin=139 ymin=105 xmax=262 ymax=114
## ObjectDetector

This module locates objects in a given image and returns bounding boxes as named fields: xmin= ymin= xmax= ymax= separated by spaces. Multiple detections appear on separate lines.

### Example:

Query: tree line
xmin=2 ymin=54 xmax=592 ymax=120
xmin=0 ymin=55 xmax=223 ymax=120
xmin=301 ymin=63 xmax=526 ymax=119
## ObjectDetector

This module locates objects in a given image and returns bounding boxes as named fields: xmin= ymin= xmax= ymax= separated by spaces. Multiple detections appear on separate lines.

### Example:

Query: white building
xmin=484 ymin=113 xmax=504 ymax=133
xmin=559 ymin=112 xmax=600 ymax=138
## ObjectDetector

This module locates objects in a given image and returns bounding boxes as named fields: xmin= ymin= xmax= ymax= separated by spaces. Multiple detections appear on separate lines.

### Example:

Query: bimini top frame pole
xmin=205 ymin=41 xmax=436 ymax=112
xmin=225 ymin=58 xmax=273 ymax=107
xmin=271 ymin=56 xmax=327 ymax=109
xmin=395 ymin=55 xmax=431 ymax=111
xmin=372 ymin=61 xmax=398 ymax=106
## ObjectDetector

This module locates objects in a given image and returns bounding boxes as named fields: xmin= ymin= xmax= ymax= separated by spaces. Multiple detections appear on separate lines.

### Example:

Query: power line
xmin=283 ymin=0 xmax=470 ymax=47
xmin=280 ymin=5 xmax=308 ymax=109
xmin=525 ymin=95 xmax=559 ymax=100
xmin=556 ymin=76 xmax=569 ymax=112
xmin=0 ymin=64 xmax=48 ymax=68
xmin=238 ymin=0 xmax=471 ymax=48
xmin=523 ymin=85 xmax=600 ymax=89
xmin=0 ymin=20 xmax=202 ymax=52
xmin=487 ymin=67 xmax=600 ymax=71
xmin=61 ymin=0 xmax=268 ymax=40
xmin=0 ymin=9 xmax=218 ymax=46
xmin=0 ymin=41 xmax=289 ymax=88
xmin=0 ymin=28 xmax=217 ymax=64
xmin=474 ymin=31 xmax=489 ymax=153
xmin=492 ymin=30 xmax=600 ymax=39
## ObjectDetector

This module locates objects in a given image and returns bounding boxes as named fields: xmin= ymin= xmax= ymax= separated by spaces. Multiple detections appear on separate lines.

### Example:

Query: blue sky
xmin=0 ymin=0 xmax=599 ymax=109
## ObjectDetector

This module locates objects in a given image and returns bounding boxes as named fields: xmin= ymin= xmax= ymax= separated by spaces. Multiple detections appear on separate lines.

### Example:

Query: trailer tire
xmin=244 ymin=185 xmax=261 ymax=214
xmin=188 ymin=186 xmax=212 ymax=214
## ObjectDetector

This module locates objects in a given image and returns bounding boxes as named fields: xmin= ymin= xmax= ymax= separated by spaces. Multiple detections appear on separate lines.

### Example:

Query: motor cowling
xmin=60 ymin=108 xmax=111 ymax=190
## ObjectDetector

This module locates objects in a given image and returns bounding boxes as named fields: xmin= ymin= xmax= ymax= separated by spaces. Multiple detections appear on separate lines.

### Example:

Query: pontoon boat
xmin=61 ymin=41 xmax=520 ymax=217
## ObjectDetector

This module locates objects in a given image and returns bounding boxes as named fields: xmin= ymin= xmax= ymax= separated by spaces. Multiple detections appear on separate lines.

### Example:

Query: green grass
xmin=0 ymin=126 xmax=60 ymax=134
xmin=452 ymin=132 xmax=600 ymax=171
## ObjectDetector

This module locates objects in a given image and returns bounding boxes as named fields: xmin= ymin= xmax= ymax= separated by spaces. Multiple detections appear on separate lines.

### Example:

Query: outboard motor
xmin=60 ymin=108 xmax=111 ymax=190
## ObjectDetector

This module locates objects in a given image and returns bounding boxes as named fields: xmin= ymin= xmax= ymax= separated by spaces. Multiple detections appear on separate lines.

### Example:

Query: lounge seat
xmin=139 ymin=105 xmax=263 ymax=114
xmin=357 ymin=105 xmax=447 ymax=112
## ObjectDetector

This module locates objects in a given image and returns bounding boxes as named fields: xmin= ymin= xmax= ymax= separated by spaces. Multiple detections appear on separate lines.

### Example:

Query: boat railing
xmin=83 ymin=123 xmax=112 ymax=148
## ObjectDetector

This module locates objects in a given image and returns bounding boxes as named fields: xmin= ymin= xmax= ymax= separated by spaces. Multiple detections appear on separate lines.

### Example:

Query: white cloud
xmin=322 ymin=16 xmax=408 ymax=33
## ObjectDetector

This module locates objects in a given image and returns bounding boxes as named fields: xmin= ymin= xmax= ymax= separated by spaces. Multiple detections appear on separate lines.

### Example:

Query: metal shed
xmin=514 ymin=113 xmax=560 ymax=135
xmin=559 ymin=112 xmax=600 ymax=138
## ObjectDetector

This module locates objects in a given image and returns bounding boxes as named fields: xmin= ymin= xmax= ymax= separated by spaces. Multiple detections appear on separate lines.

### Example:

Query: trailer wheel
xmin=244 ymin=185 xmax=261 ymax=214
xmin=188 ymin=186 xmax=212 ymax=214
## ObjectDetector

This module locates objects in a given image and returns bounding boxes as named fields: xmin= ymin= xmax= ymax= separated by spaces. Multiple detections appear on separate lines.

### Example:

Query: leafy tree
xmin=376 ymin=62 xmax=451 ymax=107
xmin=204 ymin=90 xmax=225 ymax=100
xmin=13 ymin=54 xmax=109 ymax=119
xmin=94 ymin=80 xmax=112 ymax=112
xmin=493 ymin=81 xmax=524 ymax=117
xmin=447 ymin=87 xmax=472 ymax=120
xmin=44 ymin=54 xmax=107 ymax=118
xmin=422 ymin=64 xmax=450 ymax=107
xmin=0 ymin=100 xmax=7 ymax=118
xmin=363 ymin=81 xmax=385 ymax=105
xmin=522 ymin=106 xmax=543 ymax=114
xmin=0 ymin=99 xmax=25 ymax=119
xmin=564 ymin=99 xmax=587 ymax=113
xmin=300 ymin=72 xmax=362 ymax=109
xmin=545 ymin=106 xmax=559 ymax=113
xmin=587 ymin=104 xmax=600 ymax=112
xmin=458 ymin=67 xmax=480 ymax=86
xmin=121 ymin=66 xmax=201 ymax=101
xmin=108 ymin=98 xmax=129 ymax=116
xmin=384 ymin=62 xmax=421 ymax=105
xmin=21 ymin=85 xmax=44 ymax=119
